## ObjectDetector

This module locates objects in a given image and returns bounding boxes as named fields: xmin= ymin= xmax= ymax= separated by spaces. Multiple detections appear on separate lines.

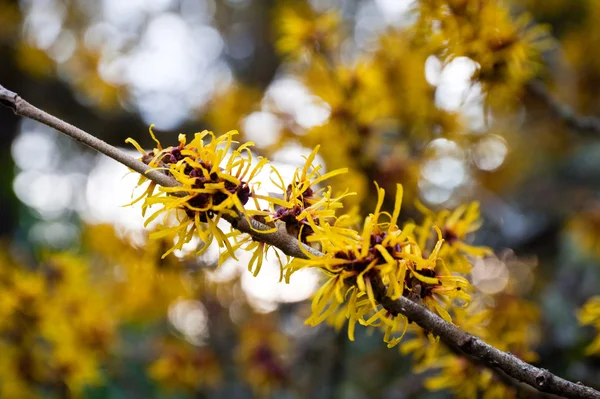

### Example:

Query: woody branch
xmin=1 ymin=83 xmax=599 ymax=399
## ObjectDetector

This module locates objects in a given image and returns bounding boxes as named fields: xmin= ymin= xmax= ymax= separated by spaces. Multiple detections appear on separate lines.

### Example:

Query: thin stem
xmin=0 ymin=84 xmax=179 ymax=189
xmin=1 ymin=83 xmax=599 ymax=399
xmin=527 ymin=81 xmax=600 ymax=134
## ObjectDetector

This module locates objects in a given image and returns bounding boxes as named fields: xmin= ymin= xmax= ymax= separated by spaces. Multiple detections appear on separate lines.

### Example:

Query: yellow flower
xmin=475 ymin=9 xmax=551 ymax=104
xmin=579 ymin=296 xmax=600 ymax=356
xmin=0 ymin=251 xmax=117 ymax=397
xmin=127 ymin=126 xmax=268 ymax=258
xmin=219 ymin=221 xmax=289 ymax=279
xmin=416 ymin=200 xmax=492 ymax=273
xmin=274 ymin=3 xmax=341 ymax=58
xmin=255 ymin=145 xmax=352 ymax=243
xmin=149 ymin=340 xmax=222 ymax=392
xmin=416 ymin=0 xmax=551 ymax=105
xmin=288 ymin=183 xmax=471 ymax=346
xmin=236 ymin=318 xmax=289 ymax=397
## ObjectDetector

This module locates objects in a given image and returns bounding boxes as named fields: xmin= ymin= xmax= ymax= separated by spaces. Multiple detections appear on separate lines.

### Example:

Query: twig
xmin=370 ymin=275 xmax=600 ymax=399
xmin=0 ymin=84 xmax=179 ymax=189
xmin=2 ymin=83 xmax=599 ymax=399
xmin=526 ymin=80 xmax=600 ymax=134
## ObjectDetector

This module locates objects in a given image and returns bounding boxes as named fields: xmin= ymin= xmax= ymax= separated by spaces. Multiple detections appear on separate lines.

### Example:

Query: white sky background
xmin=12 ymin=0 xmax=510 ymax=317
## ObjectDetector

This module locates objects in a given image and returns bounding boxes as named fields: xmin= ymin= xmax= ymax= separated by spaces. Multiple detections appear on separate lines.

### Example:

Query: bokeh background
xmin=2 ymin=0 xmax=600 ymax=397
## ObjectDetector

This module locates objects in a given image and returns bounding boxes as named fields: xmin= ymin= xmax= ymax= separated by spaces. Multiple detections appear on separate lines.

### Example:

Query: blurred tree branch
xmin=2 ymin=83 xmax=599 ymax=399
xmin=527 ymin=80 xmax=600 ymax=134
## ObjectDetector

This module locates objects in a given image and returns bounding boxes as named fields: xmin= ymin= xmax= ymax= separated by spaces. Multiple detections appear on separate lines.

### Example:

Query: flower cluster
xmin=286 ymin=184 xmax=475 ymax=346
xmin=0 ymin=253 xmax=116 ymax=397
xmin=128 ymin=126 xmax=489 ymax=348
xmin=262 ymin=2 xmax=466 ymax=209
xmin=128 ymin=125 xmax=354 ymax=273
xmin=274 ymin=2 xmax=341 ymax=59
xmin=416 ymin=0 xmax=551 ymax=105
xmin=257 ymin=145 xmax=350 ymax=242
xmin=127 ymin=126 xmax=268 ymax=257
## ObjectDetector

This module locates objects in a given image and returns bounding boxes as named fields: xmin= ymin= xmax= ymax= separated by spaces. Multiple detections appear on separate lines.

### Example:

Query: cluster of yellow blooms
xmin=122 ymin=124 xmax=573 ymax=398
xmin=0 ymin=253 xmax=115 ymax=398
xmin=126 ymin=127 xmax=268 ymax=258
xmin=192 ymin=1 xmax=549 ymax=219
xmin=127 ymin=127 xmax=491 ymax=351
xmin=0 ymin=222 xmax=205 ymax=398
xmin=0 ymin=224 xmax=300 ymax=398
xmin=415 ymin=0 xmax=552 ymax=106
xmin=10 ymin=0 xmax=600 ymax=397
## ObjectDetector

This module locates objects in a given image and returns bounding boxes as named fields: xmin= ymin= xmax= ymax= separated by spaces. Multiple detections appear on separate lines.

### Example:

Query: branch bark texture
xmin=1 ymin=83 xmax=599 ymax=399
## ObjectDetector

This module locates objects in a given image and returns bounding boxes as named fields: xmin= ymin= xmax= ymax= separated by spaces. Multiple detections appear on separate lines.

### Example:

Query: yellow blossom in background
xmin=82 ymin=224 xmax=197 ymax=321
xmin=303 ymin=59 xmax=394 ymax=128
xmin=270 ymin=16 xmax=462 ymax=209
xmin=579 ymin=296 xmax=600 ymax=355
xmin=373 ymin=32 xmax=453 ymax=140
xmin=205 ymin=83 xmax=262 ymax=134
xmin=127 ymin=127 xmax=269 ymax=258
xmin=416 ymin=0 xmax=551 ymax=106
xmin=274 ymin=2 xmax=341 ymax=59
xmin=149 ymin=340 xmax=222 ymax=393
xmin=0 ymin=251 xmax=117 ymax=398
xmin=236 ymin=318 xmax=289 ymax=397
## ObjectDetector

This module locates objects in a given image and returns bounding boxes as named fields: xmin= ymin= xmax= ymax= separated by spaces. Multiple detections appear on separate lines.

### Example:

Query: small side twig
xmin=2 ymin=83 xmax=600 ymax=399
xmin=526 ymin=80 xmax=600 ymax=134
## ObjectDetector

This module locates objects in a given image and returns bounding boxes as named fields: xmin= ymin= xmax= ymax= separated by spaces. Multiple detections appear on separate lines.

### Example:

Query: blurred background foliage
xmin=3 ymin=0 xmax=600 ymax=397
